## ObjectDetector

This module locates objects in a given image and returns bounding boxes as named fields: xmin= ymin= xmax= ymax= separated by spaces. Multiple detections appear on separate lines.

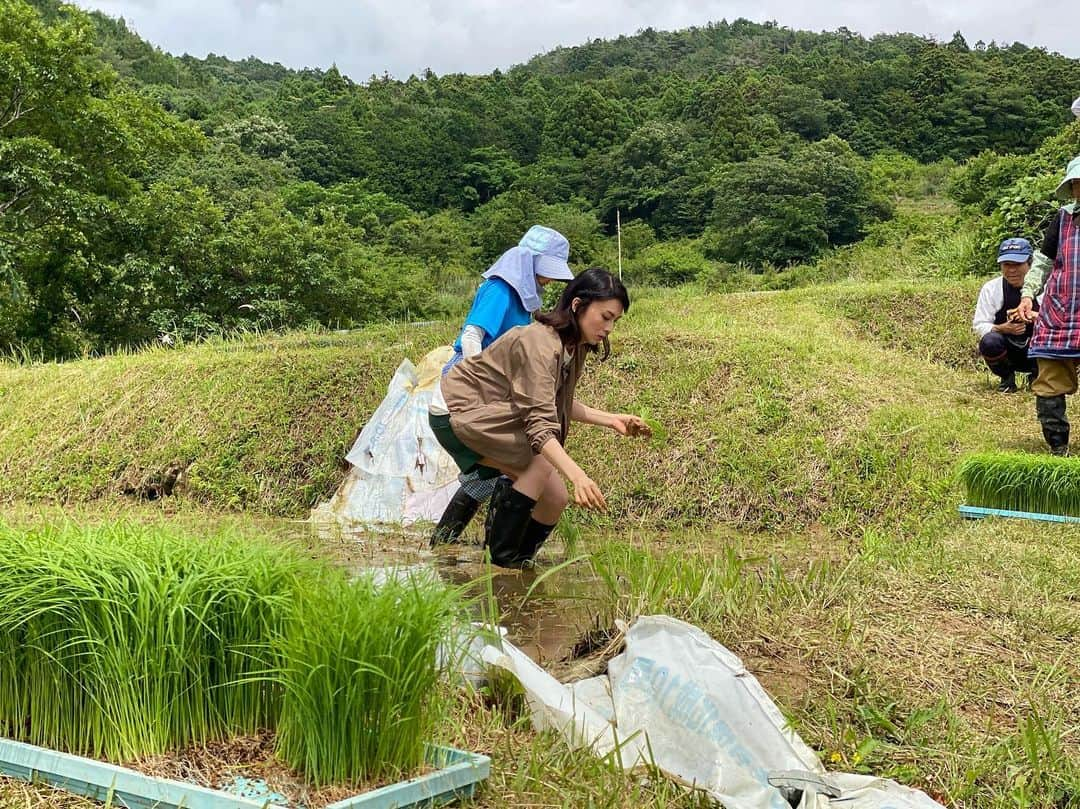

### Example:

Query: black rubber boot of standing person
xmin=511 ymin=519 xmax=556 ymax=568
xmin=1036 ymin=394 xmax=1070 ymax=456
xmin=430 ymin=488 xmax=481 ymax=547
xmin=483 ymin=477 xmax=537 ymax=568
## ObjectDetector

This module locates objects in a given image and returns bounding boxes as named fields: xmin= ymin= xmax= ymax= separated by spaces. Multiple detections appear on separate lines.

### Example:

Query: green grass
xmin=577 ymin=523 xmax=1080 ymax=809
xmin=0 ymin=324 xmax=456 ymax=513
xmin=2 ymin=259 xmax=1078 ymax=808
xmin=959 ymin=452 xmax=1080 ymax=516
xmin=0 ymin=277 xmax=1003 ymax=539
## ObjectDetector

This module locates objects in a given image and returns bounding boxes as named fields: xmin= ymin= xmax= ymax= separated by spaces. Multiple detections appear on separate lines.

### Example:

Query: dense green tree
xmin=8 ymin=0 xmax=1080 ymax=355
xmin=459 ymin=146 xmax=522 ymax=209
xmin=704 ymin=137 xmax=880 ymax=265
xmin=385 ymin=209 xmax=477 ymax=274
xmin=705 ymin=154 xmax=831 ymax=266
xmin=216 ymin=115 xmax=298 ymax=159
xmin=469 ymin=190 xmax=546 ymax=263
xmin=0 ymin=0 xmax=201 ymax=354
xmin=542 ymin=85 xmax=631 ymax=158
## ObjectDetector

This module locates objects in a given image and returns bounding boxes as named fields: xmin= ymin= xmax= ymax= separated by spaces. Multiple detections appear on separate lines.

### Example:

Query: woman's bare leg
xmin=532 ymin=469 xmax=568 ymax=525
xmin=478 ymin=456 xmax=568 ymax=525
xmin=477 ymin=456 xmax=548 ymax=500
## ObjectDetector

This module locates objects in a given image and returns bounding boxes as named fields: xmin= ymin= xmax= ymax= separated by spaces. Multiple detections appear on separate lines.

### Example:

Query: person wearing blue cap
xmin=429 ymin=225 xmax=575 ymax=545
xmin=1015 ymin=155 xmax=1080 ymax=454
xmin=972 ymin=237 xmax=1040 ymax=393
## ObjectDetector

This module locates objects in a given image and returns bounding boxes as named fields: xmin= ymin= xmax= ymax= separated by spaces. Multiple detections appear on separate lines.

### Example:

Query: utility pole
xmin=616 ymin=209 xmax=623 ymax=281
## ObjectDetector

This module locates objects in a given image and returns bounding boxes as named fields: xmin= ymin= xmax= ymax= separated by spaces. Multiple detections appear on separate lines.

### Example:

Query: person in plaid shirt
xmin=1016 ymin=156 xmax=1080 ymax=455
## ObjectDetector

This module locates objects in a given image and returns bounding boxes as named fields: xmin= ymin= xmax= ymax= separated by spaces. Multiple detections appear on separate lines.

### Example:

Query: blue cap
xmin=997 ymin=237 xmax=1033 ymax=264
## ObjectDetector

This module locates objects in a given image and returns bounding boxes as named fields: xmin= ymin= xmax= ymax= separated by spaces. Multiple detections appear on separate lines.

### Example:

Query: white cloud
xmin=75 ymin=0 xmax=1076 ymax=81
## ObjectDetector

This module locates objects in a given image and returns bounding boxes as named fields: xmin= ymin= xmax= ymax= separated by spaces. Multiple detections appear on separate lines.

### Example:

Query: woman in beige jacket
xmin=429 ymin=268 xmax=651 ymax=567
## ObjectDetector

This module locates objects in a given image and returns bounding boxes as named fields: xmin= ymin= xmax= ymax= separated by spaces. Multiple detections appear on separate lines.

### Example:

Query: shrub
xmin=630 ymin=240 xmax=709 ymax=284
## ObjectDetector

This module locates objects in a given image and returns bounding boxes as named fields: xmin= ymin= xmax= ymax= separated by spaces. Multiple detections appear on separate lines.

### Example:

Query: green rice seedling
xmin=635 ymin=407 xmax=669 ymax=447
xmin=274 ymin=570 xmax=461 ymax=787
xmin=0 ymin=521 xmax=319 ymax=760
xmin=556 ymin=513 xmax=583 ymax=557
xmin=588 ymin=542 xmax=759 ymax=627
xmin=958 ymin=452 xmax=1080 ymax=516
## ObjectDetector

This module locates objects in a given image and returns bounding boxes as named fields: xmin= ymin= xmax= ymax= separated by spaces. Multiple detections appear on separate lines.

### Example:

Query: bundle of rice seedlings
xmin=0 ymin=522 xmax=316 ymax=760
xmin=958 ymin=452 xmax=1080 ymax=516
xmin=0 ymin=521 xmax=463 ymax=786
xmin=274 ymin=571 xmax=460 ymax=787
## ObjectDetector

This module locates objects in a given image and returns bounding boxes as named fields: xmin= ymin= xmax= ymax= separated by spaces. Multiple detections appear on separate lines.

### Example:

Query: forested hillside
xmin=4 ymin=0 xmax=1080 ymax=356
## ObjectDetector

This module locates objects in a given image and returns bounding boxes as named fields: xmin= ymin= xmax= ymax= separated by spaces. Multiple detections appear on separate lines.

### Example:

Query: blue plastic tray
xmin=0 ymin=737 xmax=489 ymax=808
xmin=958 ymin=504 xmax=1080 ymax=524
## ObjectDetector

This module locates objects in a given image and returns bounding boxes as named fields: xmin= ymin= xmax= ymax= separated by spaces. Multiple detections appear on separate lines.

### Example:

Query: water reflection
xmin=310 ymin=518 xmax=602 ymax=667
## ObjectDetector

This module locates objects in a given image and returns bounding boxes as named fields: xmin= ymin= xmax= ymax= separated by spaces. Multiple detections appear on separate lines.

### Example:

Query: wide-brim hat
xmin=534 ymin=253 xmax=574 ymax=281
xmin=520 ymin=225 xmax=574 ymax=281
xmin=1055 ymin=155 xmax=1080 ymax=202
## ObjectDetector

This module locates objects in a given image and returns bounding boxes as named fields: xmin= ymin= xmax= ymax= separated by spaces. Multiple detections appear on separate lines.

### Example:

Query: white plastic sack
xmin=313 ymin=346 xmax=461 ymax=528
xmin=814 ymin=773 xmax=946 ymax=809
xmin=606 ymin=615 xmax=823 ymax=808
xmin=481 ymin=615 xmax=946 ymax=809
xmin=344 ymin=348 xmax=457 ymax=485
xmin=480 ymin=638 xmax=623 ymax=755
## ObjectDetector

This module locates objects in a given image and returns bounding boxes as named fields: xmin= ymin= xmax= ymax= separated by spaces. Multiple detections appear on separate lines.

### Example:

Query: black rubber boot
xmin=430 ymin=488 xmax=481 ymax=547
xmin=1036 ymin=395 xmax=1070 ymax=456
xmin=997 ymin=372 xmax=1018 ymax=394
xmin=984 ymin=356 xmax=1017 ymax=392
xmin=483 ymin=478 xmax=537 ymax=568
xmin=511 ymin=519 xmax=556 ymax=568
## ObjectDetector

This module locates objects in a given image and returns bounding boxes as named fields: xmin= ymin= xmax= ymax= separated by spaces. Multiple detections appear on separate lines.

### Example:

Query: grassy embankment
xmin=1 ymin=266 xmax=1077 ymax=805
xmin=0 ymin=277 xmax=1009 ymax=532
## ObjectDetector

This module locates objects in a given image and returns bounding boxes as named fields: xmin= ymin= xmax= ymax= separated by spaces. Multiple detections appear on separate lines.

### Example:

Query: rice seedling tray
xmin=0 ymin=738 xmax=489 ymax=809
xmin=958 ymin=505 xmax=1080 ymax=524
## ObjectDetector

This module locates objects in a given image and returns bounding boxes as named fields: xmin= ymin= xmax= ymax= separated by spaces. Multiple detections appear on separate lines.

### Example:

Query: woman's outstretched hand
xmin=608 ymin=414 xmax=653 ymax=438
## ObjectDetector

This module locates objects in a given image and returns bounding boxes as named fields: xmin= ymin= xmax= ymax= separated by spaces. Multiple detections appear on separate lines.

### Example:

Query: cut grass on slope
xmin=0 ymin=324 xmax=455 ymax=513
xmin=0 ymin=279 xmax=1027 ymax=538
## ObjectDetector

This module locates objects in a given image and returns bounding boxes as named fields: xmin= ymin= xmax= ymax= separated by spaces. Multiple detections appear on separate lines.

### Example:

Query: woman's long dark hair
xmin=535 ymin=268 xmax=630 ymax=360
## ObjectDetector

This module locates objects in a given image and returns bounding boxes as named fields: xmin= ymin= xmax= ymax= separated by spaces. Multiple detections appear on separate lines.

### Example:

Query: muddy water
xmin=309 ymin=520 xmax=605 ymax=667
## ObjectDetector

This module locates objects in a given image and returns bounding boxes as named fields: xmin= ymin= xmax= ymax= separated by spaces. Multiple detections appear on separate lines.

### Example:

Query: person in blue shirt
xmin=429 ymin=225 xmax=575 ymax=546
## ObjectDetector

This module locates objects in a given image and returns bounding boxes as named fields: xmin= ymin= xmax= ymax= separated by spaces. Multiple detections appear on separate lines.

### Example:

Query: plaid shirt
xmin=1030 ymin=206 xmax=1080 ymax=357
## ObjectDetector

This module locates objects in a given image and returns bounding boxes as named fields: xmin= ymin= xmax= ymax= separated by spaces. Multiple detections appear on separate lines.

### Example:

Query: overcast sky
xmin=73 ymin=0 xmax=1070 ymax=81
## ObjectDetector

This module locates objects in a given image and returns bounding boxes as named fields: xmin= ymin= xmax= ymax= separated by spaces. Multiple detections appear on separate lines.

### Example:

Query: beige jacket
xmin=441 ymin=322 xmax=587 ymax=470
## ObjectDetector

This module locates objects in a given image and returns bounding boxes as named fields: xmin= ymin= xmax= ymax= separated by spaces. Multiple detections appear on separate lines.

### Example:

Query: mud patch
xmin=120 ymin=460 xmax=189 ymax=500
